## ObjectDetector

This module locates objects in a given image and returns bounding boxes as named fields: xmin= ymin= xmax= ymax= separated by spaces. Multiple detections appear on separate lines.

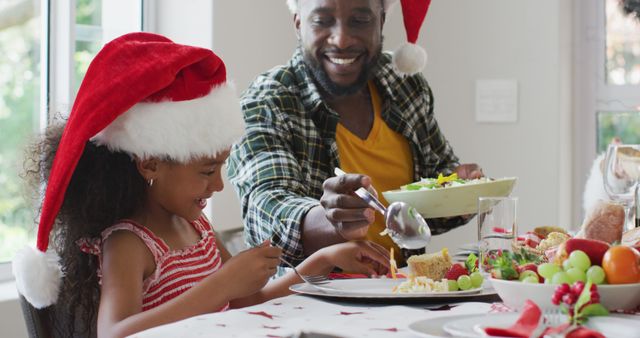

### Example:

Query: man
xmin=623 ymin=0 xmax=640 ymax=19
xmin=227 ymin=0 xmax=482 ymax=269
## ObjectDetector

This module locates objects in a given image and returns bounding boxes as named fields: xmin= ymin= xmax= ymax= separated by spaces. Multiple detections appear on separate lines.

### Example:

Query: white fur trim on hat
xmin=13 ymin=246 xmax=63 ymax=309
xmin=92 ymin=83 xmax=245 ymax=162
xmin=286 ymin=0 xmax=396 ymax=13
xmin=392 ymin=42 xmax=428 ymax=75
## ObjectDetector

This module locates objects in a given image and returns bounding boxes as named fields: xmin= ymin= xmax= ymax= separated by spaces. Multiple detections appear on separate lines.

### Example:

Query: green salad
xmin=401 ymin=173 xmax=491 ymax=191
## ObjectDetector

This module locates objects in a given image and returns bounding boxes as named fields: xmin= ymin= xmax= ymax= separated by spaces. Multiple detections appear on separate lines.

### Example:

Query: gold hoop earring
xmin=148 ymin=178 xmax=154 ymax=187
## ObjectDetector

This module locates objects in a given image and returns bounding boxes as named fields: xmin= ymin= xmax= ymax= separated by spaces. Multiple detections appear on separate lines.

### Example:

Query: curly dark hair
xmin=621 ymin=0 xmax=640 ymax=19
xmin=23 ymin=119 xmax=148 ymax=337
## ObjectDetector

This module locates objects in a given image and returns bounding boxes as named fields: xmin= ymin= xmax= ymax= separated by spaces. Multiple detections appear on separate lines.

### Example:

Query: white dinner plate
xmin=289 ymin=278 xmax=489 ymax=299
xmin=457 ymin=242 xmax=479 ymax=252
xmin=408 ymin=314 xmax=484 ymax=338
xmin=382 ymin=177 xmax=517 ymax=218
xmin=438 ymin=313 xmax=640 ymax=338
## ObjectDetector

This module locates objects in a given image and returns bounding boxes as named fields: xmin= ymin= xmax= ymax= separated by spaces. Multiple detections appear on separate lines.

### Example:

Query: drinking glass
xmin=603 ymin=144 xmax=640 ymax=231
xmin=477 ymin=197 xmax=518 ymax=277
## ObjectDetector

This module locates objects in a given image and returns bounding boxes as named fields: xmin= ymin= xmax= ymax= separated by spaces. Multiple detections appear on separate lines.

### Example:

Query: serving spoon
xmin=334 ymin=168 xmax=431 ymax=250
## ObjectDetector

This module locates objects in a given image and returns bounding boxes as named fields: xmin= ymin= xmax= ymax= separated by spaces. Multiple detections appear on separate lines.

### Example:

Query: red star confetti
xmin=339 ymin=311 xmax=364 ymax=315
xmin=248 ymin=311 xmax=276 ymax=319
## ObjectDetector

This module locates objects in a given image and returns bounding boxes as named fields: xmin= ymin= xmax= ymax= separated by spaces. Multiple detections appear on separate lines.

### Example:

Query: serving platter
xmin=382 ymin=177 xmax=517 ymax=218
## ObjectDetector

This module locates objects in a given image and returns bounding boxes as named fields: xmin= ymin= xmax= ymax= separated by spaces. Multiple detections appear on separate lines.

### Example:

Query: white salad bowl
xmin=491 ymin=277 xmax=640 ymax=311
xmin=382 ymin=177 xmax=517 ymax=218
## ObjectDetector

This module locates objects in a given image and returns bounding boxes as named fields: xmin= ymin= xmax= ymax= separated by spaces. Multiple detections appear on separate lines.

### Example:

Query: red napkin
xmin=565 ymin=328 xmax=606 ymax=338
xmin=484 ymin=300 xmax=542 ymax=337
xmin=483 ymin=300 xmax=605 ymax=338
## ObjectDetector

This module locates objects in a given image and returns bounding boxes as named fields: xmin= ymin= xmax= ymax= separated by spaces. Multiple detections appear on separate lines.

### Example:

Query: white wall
xmin=402 ymin=0 xmax=574 ymax=250
xmin=206 ymin=1 xmax=296 ymax=232
xmin=0 ymin=281 xmax=27 ymax=337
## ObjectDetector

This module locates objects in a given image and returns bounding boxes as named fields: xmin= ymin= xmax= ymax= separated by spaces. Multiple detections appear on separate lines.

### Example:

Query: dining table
xmin=130 ymin=282 xmax=509 ymax=338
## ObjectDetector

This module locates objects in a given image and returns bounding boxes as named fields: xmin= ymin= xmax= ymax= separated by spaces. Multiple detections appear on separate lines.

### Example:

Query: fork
xmin=542 ymin=322 xmax=579 ymax=338
xmin=278 ymin=257 xmax=330 ymax=286
xmin=538 ymin=309 xmax=577 ymax=338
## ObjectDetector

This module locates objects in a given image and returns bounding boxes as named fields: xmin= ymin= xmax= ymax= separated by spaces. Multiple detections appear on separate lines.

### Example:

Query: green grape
xmin=470 ymin=271 xmax=484 ymax=288
xmin=566 ymin=267 xmax=586 ymax=283
xmin=519 ymin=270 xmax=538 ymax=282
xmin=538 ymin=263 xmax=561 ymax=279
xmin=522 ymin=276 xmax=539 ymax=283
xmin=569 ymin=250 xmax=591 ymax=271
xmin=457 ymin=275 xmax=472 ymax=290
xmin=551 ymin=271 xmax=572 ymax=285
xmin=447 ymin=279 xmax=459 ymax=291
xmin=586 ymin=265 xmax=606 ymax=284
xmin=562 ymin=259 xmax=573 ymax=271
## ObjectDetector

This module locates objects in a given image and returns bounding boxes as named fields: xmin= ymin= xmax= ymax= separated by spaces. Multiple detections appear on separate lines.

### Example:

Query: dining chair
xmin=18 ymin=294 xmax=53 ymax=338
xmin=19 ymin=294 xmax=98 ymax=338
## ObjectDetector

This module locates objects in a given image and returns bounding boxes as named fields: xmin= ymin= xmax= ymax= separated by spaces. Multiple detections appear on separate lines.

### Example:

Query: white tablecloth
xmin=130 ymin=294 xmax=496 ymax=338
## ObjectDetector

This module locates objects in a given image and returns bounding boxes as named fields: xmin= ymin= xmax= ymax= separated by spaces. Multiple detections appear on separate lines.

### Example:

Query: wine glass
xmin=477 ymin=197 xmax=517 ymax=278
xmin=603 ymin=144 xmax=640 ymax=231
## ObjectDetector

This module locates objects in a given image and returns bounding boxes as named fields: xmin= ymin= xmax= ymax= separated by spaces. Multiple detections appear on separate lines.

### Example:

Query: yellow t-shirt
xmin=335 ymin=82 xmax=414 ymax=264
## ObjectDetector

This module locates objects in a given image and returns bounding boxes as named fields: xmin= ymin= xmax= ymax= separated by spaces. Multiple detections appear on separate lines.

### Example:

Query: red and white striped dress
xmin=78 ymin=215 xmax=228 ymax=312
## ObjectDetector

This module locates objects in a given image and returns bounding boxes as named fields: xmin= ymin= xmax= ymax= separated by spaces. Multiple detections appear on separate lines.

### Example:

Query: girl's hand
xmin=319 ymin=241 xmax=391 ymax=276
xmin=220 ymin=241 xmax=281 ymax=299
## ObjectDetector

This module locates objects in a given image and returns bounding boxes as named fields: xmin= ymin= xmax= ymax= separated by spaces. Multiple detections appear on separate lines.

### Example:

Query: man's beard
xmin=301 ymin=43 xmax=383 ymax=97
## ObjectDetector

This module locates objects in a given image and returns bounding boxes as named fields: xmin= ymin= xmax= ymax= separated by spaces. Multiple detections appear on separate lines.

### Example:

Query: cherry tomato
xmin=602 ymin=246 xmax=640 ymax=284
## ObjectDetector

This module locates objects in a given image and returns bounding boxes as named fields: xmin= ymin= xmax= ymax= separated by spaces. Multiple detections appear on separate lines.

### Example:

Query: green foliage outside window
xmin=0 ymin=16 xmax=40 ymax=262
xmin=597 ymin=111 xmax=640 ymax=153
xmin=0 ymin=0 xmax=98 ymax=263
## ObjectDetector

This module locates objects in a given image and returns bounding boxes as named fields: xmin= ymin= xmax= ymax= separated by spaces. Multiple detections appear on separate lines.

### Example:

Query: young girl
xmin=15 ymin=32 xmax=389 ymax=338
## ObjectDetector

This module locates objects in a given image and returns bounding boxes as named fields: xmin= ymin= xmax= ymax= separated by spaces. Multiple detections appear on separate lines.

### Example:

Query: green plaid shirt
xmin=227 ymin=49 xmax=460 ymax=265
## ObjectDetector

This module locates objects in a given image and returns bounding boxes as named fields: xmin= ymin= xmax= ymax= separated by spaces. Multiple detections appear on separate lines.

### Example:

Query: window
xmin=606 ymin=0 xmax=640 ymax=86
xmin=597 ymin=0 xmax=640 ymax=152
xmin=0 ymin=0 xmax=142 ymax=281
xmin=573 ymin=0 xmax=640 ymax=223
xmin=75 ymin=0 xmax=104 ymax=95
xmin=0 ymin=0 xmax=42 ymax=268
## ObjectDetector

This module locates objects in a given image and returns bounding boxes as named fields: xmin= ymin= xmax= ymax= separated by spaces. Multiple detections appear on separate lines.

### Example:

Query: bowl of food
xmin=382 ymin=175 xmax=517 ymax=218
xmin=491 ymin=278 xmax=640 ymax=311
xmin=489 ymin=243 xmax=640 ymax=311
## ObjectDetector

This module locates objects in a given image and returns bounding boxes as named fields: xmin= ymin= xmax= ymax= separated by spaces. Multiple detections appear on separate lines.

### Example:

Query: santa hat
xmin=12 ymin=32 xmax=244 ymax=308
xmin=286 ymin=0 xmax=432 ymax=75
xmin=392 ymin=0 xmax=432 ymax=75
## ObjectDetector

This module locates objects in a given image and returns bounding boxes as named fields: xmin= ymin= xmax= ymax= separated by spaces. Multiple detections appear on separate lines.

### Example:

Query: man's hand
xmin=320 ymin=174 xmax=375 ymax=240
xmin=454 ymin=163 xmax=484 ymax=179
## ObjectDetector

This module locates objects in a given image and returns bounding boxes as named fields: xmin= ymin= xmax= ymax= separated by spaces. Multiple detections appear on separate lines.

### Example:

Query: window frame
xmin=572 ymin=0 xmax=640 ymax=223
xmin=0 ymin=0 xmax=145 ymax=283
